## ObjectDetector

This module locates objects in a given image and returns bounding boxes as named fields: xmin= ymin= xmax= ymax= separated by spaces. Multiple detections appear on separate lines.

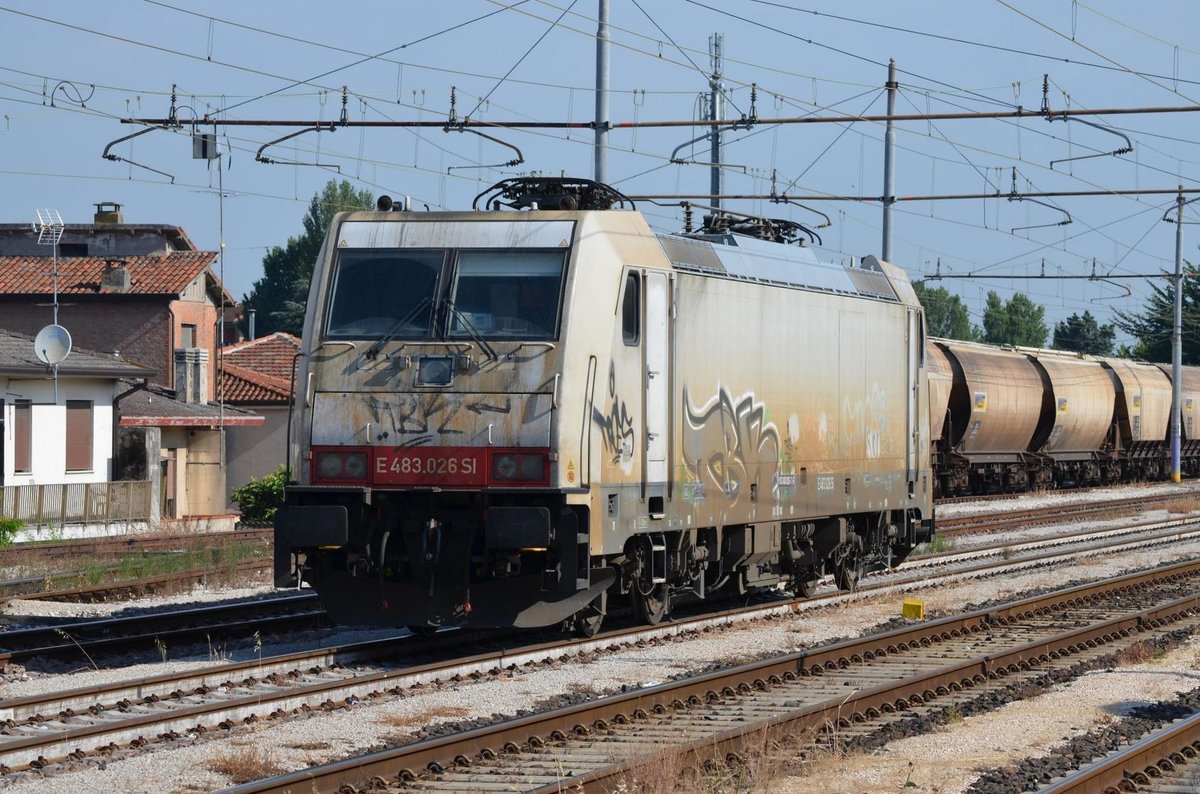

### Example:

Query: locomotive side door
xmin=906 ymin=306 xmax=922 ymax=496
xmin=644 ymin=270 xmax=670 ymax=504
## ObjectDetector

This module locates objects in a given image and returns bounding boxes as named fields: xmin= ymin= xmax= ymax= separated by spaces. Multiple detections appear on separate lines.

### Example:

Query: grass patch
xmin=380 ymin=705 xmax=472 ymax=729
xmin=74 ymin=541 xmax=267 ymax=588
xmin=208 ymin=745 xmax=283 ymax=784
xmin=1167 ymin=498 xmax=1200 ymax=515
xmin=0 ymin=517 xmax=24 ymax=547
xmin=915 ymin=534 xmax=955 ymax=554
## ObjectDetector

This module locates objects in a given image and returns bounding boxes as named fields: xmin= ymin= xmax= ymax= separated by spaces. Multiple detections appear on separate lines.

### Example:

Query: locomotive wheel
xmin=836 ymin=542 xmax=864 ymax=592
xmin=632 ymin=582 xmax=670 ymax=625
xmin=793 ymin=577 xmax=820 ymax=598
xmin=573 ymin=592 xmax=607 ymax=638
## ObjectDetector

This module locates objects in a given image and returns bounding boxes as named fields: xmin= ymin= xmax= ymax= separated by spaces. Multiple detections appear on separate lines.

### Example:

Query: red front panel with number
xmin=373 ymin=446 xmax=487 ymax=487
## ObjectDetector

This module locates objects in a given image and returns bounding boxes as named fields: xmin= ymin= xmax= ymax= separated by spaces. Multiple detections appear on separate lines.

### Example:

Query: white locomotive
xmin=275 ymin=178 xmax=934 ymax=633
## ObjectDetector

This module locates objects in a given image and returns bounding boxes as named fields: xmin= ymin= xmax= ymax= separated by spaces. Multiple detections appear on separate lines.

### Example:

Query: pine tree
xmin=981 ymin=290 xmax=1047 ymax=347
xmin=1114 ymin=262 xmax=1200 ymax=364
xmin=1051 ymin=310 xmax=1116 ymax=356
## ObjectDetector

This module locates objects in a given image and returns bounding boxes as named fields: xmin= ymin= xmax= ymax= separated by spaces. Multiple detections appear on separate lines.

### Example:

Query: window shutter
xmin=13 ymin=401 xmax=31 ymax=473
xmin=65 ymin=401 xmax=93 ymax=472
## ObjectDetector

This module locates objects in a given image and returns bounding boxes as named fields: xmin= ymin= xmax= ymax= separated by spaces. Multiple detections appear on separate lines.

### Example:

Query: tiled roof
xmin=0 ymin=329 xmax=154 ymax=377
xmin=219 ymin=362 xmax=291 ymax=404
xmin=118 ymin=387 xmax=264 ymax=427
xmin=222 ymin=332 xmax=301 ymax=381
xmin=0 ymin=252 xmax=218 ymax=296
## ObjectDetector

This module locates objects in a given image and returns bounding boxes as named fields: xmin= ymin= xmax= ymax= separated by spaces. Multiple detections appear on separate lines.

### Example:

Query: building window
xmin=65 ymin=401 xmax=93 ymax=472
xmin=181 ymin=323 xmax=197 ymax=348
xmin=58 ymin=242 xmax=88 ymax=257
xmin=13 ymin=401 xmax=31 ymax=474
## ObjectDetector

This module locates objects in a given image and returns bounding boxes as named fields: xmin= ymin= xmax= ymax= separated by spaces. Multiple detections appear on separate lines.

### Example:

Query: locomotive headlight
xmin=493 ymin=454 xmax=518 ymax=480
xmin=490 ymin=451 xmax=547 ymax=484
xmin=317 ymin=452 xmax=344 ymax=479
xmin=342 ymin=452 xmax=367 ymax=478
xmin=314 ymin=450 xmax=368 ymax=481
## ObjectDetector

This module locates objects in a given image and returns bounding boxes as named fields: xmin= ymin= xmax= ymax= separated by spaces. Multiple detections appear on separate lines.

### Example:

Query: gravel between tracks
xmin=772 ymin=634 xmax=1200 ymax=794
xmin=6 ymin=514 xmax=1200 ymax=791
xmin=936 ymin=480 xmax=1200 ymax=518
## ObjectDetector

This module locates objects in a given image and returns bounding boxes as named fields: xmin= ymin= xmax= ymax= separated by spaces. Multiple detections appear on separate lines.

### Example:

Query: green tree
xmin=1114 ymin=262 xmax=1200 ymax=364
xmin=1051 ymin=310 xmax=1116 ymax=356
xmin=981 ymin=290 xmax=1048 ymax=347
xmin=242 ymin=180 xmax=373 ymax=337
xmin=912 ymin=281 xmax=979 ymax=341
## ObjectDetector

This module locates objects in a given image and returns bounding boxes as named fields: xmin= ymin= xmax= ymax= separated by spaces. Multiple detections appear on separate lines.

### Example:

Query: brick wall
xmin=0 ymin=300 xmax=172 ymax=388
xmin=171 ymin=297 xmax=219 ymax=402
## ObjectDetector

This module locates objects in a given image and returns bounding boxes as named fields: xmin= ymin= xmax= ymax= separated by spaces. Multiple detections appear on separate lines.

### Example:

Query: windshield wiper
xmin=441 ymin=299 xmax=498 ymax=362
xmin=361 ymin=296 xmax=433 ymax=360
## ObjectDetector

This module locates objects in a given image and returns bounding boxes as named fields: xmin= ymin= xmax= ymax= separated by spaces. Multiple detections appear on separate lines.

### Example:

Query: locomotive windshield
xmin=324 ymin=247 xmax=566 ymax=340
xmin=326 ymin=250 xmax=442 ymax=338
xmin=447 ymin=250 xmax=565 ymax=339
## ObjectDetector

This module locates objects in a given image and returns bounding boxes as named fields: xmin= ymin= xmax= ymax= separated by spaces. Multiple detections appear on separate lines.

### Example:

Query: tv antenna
xmin=33 ymin=208 xmax=68 ymax=399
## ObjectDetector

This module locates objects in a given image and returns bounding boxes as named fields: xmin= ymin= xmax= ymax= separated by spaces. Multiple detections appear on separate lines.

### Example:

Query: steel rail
xmin=222 ymin=559 xmax=1200 ymax=793
xmin=1039 ymin=710 xmax=1200 ymax=793
xmin=0 ymin=592 xmax=319 ymax=665
xmin=8 ymin=515 xmax=1197 ymax=777
xmin=0 ymin=558 xmax=271 ymax=606
xmin=936 ymin=493 xmax=1200 ymax=537
xmin=1 ymin=529 xmax=272 ymax=564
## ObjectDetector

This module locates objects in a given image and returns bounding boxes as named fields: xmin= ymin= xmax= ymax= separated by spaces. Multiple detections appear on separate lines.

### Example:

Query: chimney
xmin=247 ymin=308 xmax=256 ymax=341
xmin=94 ymin=201 xmax=124 ymax=225
xmin=99 ymin=258 xmax=131 ymax=293
xmin=174 ymin=348 xmax=209 ymax=404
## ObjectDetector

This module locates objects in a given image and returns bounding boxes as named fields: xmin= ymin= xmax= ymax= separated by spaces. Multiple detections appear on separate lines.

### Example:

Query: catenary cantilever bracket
xmin=256 ymin=124 xmax=341 ymax=171
xmin=101 ymin=125 xmax=176 ymax=183
xmin=1008 ymin=168 xmax=1071 ymax=234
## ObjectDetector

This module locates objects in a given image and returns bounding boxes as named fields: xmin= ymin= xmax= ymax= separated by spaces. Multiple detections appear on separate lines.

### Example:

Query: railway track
xmin=0 ymin=529 xmax=273 ymax=568
xmin=221 ymin=559 xmax=1200 ymax=793
xmin=1041 ymin=709 xmax=1200 ymax=793
xmin=0 ymin=557 xmax=271 ymax=606
xmin=5 ymin=514 xmax=1200 ymax=784
xmin=0 ymin=592 xmax=322 ymax=667
xmin=937 ymin=491 xmax=1200 ymax=537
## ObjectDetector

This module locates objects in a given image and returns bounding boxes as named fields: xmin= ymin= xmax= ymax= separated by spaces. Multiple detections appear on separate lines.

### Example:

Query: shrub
xmin=231 ymin=465 xmax=288 ymax=523
xmin=0 ymin=517 xmax=23 ymax=547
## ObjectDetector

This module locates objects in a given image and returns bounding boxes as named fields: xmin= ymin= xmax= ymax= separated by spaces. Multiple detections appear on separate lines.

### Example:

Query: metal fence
xmin=0 ymin=480 xmax=153 ymax=527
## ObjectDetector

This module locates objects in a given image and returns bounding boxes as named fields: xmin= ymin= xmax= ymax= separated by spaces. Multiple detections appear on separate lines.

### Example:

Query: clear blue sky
xmin=2 ymin=1 xmax=1198 ymax=347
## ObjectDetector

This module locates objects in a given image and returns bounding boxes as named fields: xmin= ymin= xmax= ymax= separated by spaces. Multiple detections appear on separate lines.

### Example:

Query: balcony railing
xmin=0 ymin=480 xmax=152 ymax=527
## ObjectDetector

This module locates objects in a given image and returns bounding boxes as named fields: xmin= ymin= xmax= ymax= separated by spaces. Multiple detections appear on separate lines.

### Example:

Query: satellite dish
xmin=34 ymin=324 xmax=71 ymax=365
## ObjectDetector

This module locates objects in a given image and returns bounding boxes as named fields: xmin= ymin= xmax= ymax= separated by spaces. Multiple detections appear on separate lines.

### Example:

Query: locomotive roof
xmin=655 ymin=231 xmax=900 ymax=302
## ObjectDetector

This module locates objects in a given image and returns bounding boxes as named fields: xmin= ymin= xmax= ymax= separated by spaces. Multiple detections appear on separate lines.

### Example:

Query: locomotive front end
xmin=275 ymin=208 xmax=607 ymax=630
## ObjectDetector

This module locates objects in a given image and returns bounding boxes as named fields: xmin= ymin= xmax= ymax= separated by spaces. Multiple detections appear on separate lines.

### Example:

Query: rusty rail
xmin=224 ymin=559 xmax=1200 ymax=793
xmin=1039 ymin=710 xmax=1200 ymax=793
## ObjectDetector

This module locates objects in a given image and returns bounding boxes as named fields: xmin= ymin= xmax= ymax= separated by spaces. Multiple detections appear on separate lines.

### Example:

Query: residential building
xmin=0 ymin=202 xmax=231 ymax=401
xmin=0 ymin=330 xmax=157 ymax=533
xmin=219 ymin=332 xmax=299 ymax=506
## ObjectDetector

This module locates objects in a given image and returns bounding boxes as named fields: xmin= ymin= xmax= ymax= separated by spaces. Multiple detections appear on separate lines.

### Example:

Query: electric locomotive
xmin=274 ymin=177 xmax=935 ymax=633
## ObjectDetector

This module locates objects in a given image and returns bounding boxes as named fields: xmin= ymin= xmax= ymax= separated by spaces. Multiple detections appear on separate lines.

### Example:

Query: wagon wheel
xmin=835 ymin=539 xmax=865 ymax=592
xmin=573 ymin=591 xmax=607 ymax=638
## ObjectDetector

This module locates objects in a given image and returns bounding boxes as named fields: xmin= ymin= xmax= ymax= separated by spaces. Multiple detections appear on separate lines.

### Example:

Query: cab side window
xmin=621 ymin=273 xmax=640 ymax=346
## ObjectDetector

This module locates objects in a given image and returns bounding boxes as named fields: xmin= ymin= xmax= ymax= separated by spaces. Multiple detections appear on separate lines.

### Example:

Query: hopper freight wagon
xmin=927 ymin=338 xmax=1200 ymax=495
xmin=274 ymin=178 xmax=935 ymax=634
